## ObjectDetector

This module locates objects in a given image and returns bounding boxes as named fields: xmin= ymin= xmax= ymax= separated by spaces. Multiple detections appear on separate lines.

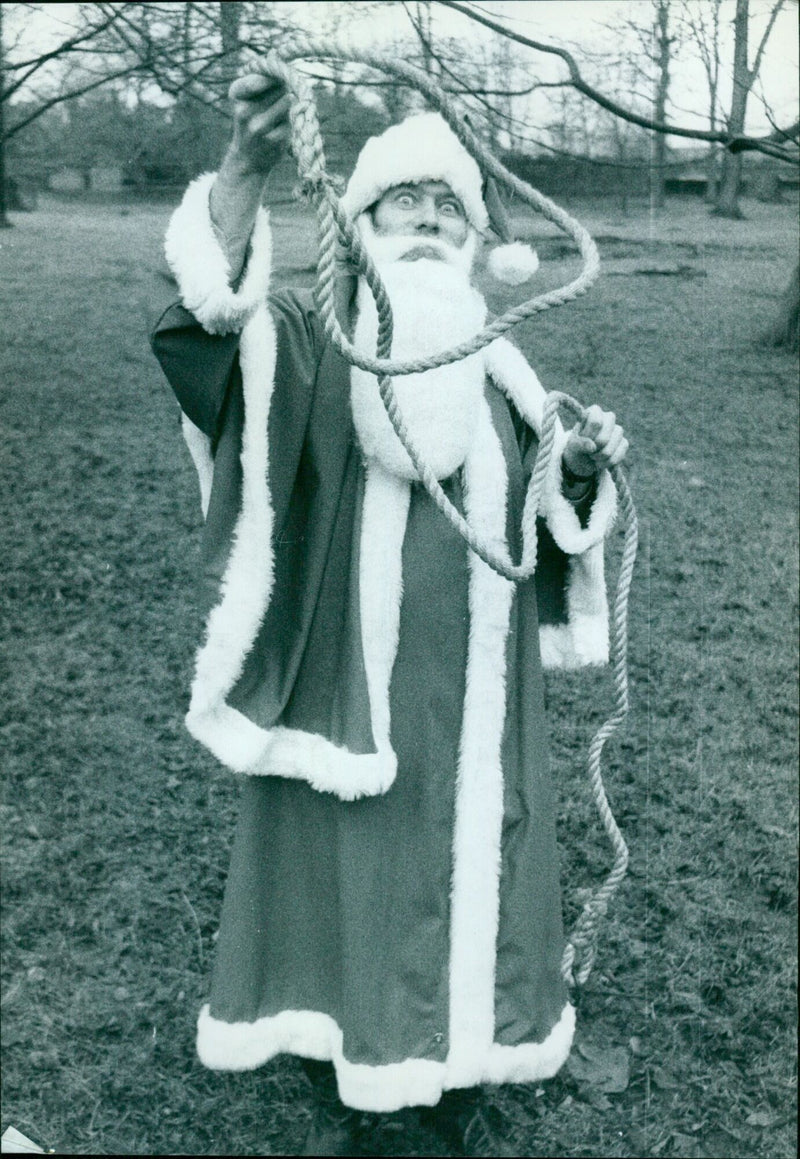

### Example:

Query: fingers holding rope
xmin=227 ymin=74 xmax=292 ymax=176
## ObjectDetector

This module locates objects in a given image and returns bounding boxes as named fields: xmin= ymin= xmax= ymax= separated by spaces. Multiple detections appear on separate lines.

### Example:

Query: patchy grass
xmin=1 ymin=192 xmax=797 ymax=1158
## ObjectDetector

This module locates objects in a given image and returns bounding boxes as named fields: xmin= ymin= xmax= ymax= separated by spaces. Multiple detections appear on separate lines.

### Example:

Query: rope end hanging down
xmin=259 ymin=40 xmax=637 ymax=986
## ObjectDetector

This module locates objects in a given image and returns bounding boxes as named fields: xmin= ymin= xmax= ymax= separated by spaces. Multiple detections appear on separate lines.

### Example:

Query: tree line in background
xmin=1 ymin=0 xmax=797 ymax=345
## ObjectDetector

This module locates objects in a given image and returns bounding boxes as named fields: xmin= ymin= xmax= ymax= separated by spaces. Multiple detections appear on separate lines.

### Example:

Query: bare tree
xmin=218 ymin=0 xmax=242 ymax=89
xmin=437 ymin=0 xmax=798 ymax=347
xmin=1 ymin=3 xmax=137 ymax=222
xmin=400 ymin=1 xmax=548 ymax=149
xmin=437 ymin=0 xmax=797 ymax=160
xmin=1 ymin=1 xmax=9 ymax=226
xmin=679 ymin=0 xmax=724 ymax=202
xmin=2 ymin=1 xmax=287 ymax=209
xmin=588 ymin=0 xmax=682 ymax=207
xmin=650 ymin=0 xmax=676 ymax=208
xmin=714 ymin=0 xmax=785 ymax=217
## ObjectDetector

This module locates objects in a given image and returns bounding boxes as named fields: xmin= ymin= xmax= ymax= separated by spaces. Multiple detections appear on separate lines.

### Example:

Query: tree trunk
xmin=219 ymin=1 xmax=242 ymax=91
xmin=767 ymin=262 xmax=799 ymax=351
xmin=650 ymin=0 xmax=671 ymax=210
xmin=416 ymin=1 xmax=435 ymax=74
xmin=715 ymin=0 xmax=749 ymax=217
xmin=0 ymin=1 xmax=11 ymax=228
xmin=715 ymin=150 xmax=744 ymax=217
xmin=704 ymin=145 xmax=719 ymax=203
xmin=0 ymin=110 xmax=9 ymax=228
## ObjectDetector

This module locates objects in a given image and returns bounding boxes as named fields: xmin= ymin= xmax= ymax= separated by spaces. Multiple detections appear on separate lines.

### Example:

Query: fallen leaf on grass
xmin=1 ymin=981 xmax=22 ymax=1008
xmin=672 ymin=990 xmax=704 ymax=1013
xmin=671 ymin=1131 xmax=704 ymax=1157
xmin=567 ymin=1042 xmax=630 ymax=1093
xmin=650 ymin=1065 xmax=680 ymax=1090
xmin=583 ymin=1089 xmax=613 ymax=1111
xmin=745 ymin=1111 xmax=776 ymax=1127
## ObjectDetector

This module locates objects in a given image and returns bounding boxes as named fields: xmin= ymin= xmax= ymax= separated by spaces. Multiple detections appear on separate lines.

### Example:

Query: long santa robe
xmin=151 ymin=174 xmax=618 ymax=1112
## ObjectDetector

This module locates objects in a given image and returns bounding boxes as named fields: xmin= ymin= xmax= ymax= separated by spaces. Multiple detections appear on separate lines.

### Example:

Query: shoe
xmin=421 ymin=1089 xmax=516 ymax=1157
xmin=461 ymin=1107 xmax=517 ymax=1157
xmin=300 ymin=1103 xmax=361 ymax=1157
xmin=420 ymin=1089 xmax=479 ymax=1156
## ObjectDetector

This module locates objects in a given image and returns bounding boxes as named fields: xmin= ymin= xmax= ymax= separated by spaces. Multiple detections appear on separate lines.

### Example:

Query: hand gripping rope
xmin=257 ymin=38 xmax=638 ymax=987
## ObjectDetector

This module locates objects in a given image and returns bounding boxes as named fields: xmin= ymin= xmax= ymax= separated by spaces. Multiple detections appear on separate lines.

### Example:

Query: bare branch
xmin=3 ymin=5 xmax=121 ymax=73
xmin=435 ymin=0 xmax=797 ymax=159
xmin=748 ymin=0 xmax=785 ymax=85
xmin=3 ymin=63 xmax=143 ymax=140
xmin=2 ymin=5 xmax=125 ymax=100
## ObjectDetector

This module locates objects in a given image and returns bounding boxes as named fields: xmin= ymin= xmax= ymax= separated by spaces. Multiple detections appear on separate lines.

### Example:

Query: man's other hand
xmin=562 ymin=405 xmax=628 ymax=478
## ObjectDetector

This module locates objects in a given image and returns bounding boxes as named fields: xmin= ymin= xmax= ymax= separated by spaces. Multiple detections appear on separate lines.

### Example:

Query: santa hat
xmin=341 ymin=111 xmax=539 ymax=286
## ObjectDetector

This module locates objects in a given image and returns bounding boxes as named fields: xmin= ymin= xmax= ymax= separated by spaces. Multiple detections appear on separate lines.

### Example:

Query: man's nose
xmin=415 ymin=198 xmax=440 ymax=233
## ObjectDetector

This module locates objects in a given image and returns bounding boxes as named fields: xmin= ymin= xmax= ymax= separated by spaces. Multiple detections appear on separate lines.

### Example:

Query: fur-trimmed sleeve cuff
xmin=164 ymin=172 xmax=272 ymax=336
xmin=540 ymin=435 xmax=618 ymax=556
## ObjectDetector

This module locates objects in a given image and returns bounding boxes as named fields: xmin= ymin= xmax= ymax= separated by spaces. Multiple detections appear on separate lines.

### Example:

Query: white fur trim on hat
xmin=341 ymin=112 xmax=488 ymax=232
xmin=488 ymin=242 xmax=540 ymax=285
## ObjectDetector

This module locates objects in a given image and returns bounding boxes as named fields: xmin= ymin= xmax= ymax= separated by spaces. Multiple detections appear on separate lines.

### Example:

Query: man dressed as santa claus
xmin=152 ymin=74 xmax=629 ymax=1156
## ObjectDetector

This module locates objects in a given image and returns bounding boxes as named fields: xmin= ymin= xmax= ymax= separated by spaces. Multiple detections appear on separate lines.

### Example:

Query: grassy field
xmin=1 ymin=190 xmax=797 ymax=1158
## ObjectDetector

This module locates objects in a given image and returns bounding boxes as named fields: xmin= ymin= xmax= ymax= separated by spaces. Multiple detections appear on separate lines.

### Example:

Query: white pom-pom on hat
xmin=483 ymin=173 xmax=540 ymax=284
xmin=488 ymin=242 xmax=540 ymax=285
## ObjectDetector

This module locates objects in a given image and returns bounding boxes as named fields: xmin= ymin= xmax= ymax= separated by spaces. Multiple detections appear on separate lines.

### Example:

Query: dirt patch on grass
xmin=1 ymin=196 xmax=797 ymax=1157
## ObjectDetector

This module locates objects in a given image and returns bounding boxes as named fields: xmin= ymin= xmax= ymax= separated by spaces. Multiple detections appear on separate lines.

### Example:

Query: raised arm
xmin=210 ymin=75 xmax=291 ymax=283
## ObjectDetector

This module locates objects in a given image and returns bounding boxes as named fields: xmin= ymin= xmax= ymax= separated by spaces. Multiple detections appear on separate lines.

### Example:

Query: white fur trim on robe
xmin=447 ymin=397 xmax=516 ymax=1084
xmin=359 ymin=462 xmax=411 ymax=773
xmin=196 ymin=1002 xmax=575 ymax=1112
xmin=164 ymin=171 xmax=272 ymax=336
xmin=485 ymin=337 xmax=617 ymax=668
xmin=165 ymin=182 xmax=395 ymax=799
xmin=181 ymin=294 xmax=396 ymax=798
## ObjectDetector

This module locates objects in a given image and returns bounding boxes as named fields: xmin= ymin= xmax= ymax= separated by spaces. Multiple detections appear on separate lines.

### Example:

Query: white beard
xmin=350 ymin=222 xmax=488 ymax=481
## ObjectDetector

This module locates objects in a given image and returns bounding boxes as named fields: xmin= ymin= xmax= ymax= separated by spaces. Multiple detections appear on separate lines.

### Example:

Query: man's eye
xmin=395 ymin=192 xmax=416 ymax=207
xmin=440 ymin=201 xmax=462 ymax=216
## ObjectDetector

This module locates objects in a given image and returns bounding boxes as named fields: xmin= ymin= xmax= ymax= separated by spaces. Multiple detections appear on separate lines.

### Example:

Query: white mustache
xmin=357 ymin=216 xmax=479 ymax=275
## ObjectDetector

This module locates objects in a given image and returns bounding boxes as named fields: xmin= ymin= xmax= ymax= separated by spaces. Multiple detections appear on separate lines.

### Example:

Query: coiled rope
xmin=258 ymin=38 xmax=637 ymax=986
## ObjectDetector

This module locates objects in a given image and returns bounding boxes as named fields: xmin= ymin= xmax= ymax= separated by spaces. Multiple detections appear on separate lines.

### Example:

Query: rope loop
xmin=257 ymin=38 xmax=601 ymax=379
xmin=255 ymin=40 xmax=637 ymax=987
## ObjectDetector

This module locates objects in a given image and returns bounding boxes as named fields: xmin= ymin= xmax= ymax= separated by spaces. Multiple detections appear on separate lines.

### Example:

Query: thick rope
xmin=257 ymin=40 xmax=636 ymax=986
xmin=261 ymin=40 xmax=601 ymax=379
xmin=561 ymin=469 xmax=637 ymax=986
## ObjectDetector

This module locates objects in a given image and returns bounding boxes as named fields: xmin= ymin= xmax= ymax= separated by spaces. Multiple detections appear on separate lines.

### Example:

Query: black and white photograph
xmin=1 ymin=1 xmax=798 ymax=1155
